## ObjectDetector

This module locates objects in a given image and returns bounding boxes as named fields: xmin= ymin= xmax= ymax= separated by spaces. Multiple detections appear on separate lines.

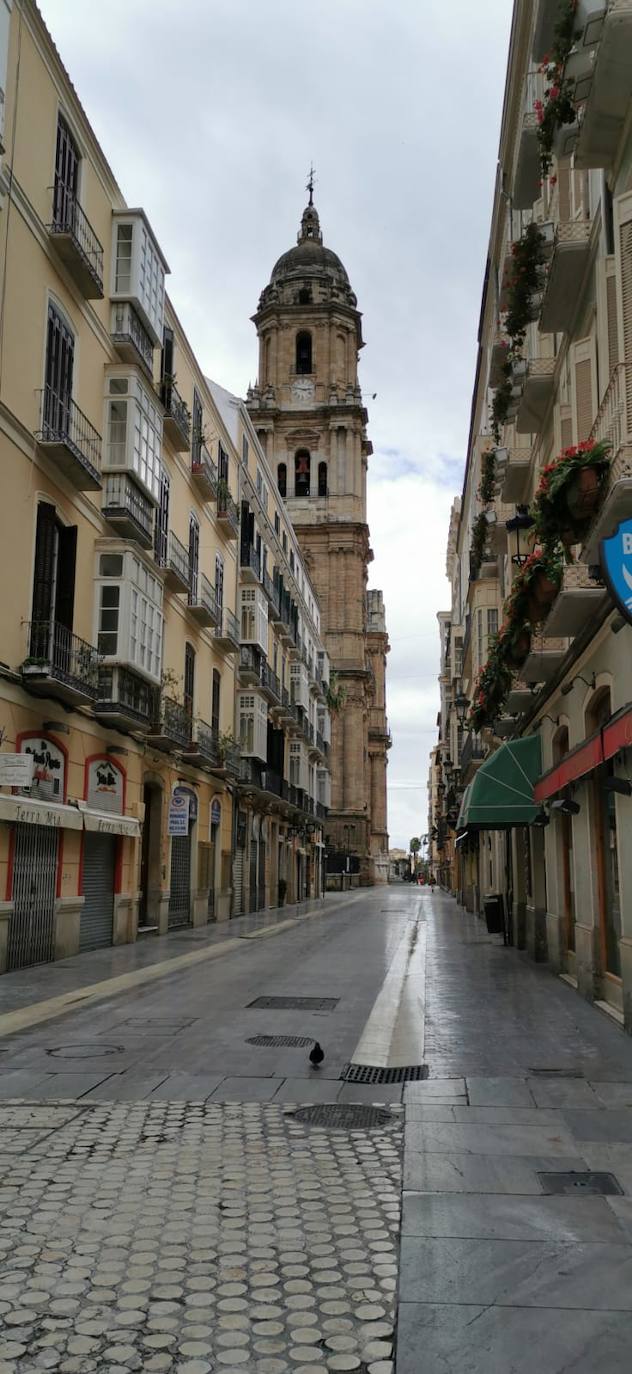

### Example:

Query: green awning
xmin=456 ymin=736 xmax=542 ymax=830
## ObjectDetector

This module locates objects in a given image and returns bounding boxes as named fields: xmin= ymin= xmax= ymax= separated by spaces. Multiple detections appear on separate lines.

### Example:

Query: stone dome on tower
xmin=259 ymin=198 xmax=358 ymax=310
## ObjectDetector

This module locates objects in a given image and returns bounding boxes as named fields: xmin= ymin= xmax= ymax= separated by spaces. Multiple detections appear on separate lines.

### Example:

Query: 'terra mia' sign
xmin=601 ymin=518 xmax=632 ymax=625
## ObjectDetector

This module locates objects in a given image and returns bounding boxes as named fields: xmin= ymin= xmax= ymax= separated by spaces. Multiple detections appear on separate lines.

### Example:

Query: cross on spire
xmin=306 ymin=163 xmax=316 ymax=206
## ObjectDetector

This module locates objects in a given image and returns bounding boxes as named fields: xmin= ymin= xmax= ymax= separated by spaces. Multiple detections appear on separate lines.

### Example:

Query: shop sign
xmin=210 ymin=799 xmax=221 ymax=826
xmin=0 ymin=753 xmax=34 ymax=789
xmin=168 ymin=789 xmax=190 ymax=836
xmin=19 ymin=736 xmax=65 ymax=800
xmin=87 ymin=758 xmax=124 ymax=814
xmin=602 ymin=517 xmax=632 ymax=625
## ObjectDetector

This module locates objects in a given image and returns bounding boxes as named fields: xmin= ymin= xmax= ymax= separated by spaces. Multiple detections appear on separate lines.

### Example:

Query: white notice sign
xmin=0 ymin=753 xmax=35 ymax=789
xmin=168 ymin=789 xmax=190 ymax=836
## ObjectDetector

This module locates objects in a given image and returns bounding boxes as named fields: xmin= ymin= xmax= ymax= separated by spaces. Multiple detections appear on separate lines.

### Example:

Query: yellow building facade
xmin=0 ymin=1 xmax=329 ymax=971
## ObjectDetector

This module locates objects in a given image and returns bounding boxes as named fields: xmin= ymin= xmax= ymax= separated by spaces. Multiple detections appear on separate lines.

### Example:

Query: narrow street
xmin=1 ymin=889 xmax=632 ymax=1372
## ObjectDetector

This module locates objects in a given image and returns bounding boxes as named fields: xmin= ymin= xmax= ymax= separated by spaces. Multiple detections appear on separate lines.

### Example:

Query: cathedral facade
xmin=247 ymin=196 xmax=390 ymax=884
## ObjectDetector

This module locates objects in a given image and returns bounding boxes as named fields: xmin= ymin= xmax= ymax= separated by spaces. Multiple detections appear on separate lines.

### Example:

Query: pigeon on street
xmin=309 ymin=1041 xmax=325 ymax=1068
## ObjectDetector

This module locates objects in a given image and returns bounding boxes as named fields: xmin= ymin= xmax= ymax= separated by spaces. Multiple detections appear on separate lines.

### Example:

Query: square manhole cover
xmin=538 ymin=1171 xmax=623 ymax=1196
xmin=248 ymin=997 xmax=339 ymax=1011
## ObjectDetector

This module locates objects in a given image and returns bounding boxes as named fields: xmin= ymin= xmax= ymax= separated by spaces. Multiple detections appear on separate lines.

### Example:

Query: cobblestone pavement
xmin=0 ymin=1100 xmax=401 ymax=1374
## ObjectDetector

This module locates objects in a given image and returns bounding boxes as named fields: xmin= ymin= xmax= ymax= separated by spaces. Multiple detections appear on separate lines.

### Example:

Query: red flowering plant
xmin=531 ymin=440 xmax=612 ymax=555
xmin=503 ymin=224 xmax=547 ymax=348
xmin=478 ymin=449 xmax=497 ymax=505
xmin=534 ymin=0 xmax=580 ymax=179
xmin=468 ymin=640 xmax=513 ymax=732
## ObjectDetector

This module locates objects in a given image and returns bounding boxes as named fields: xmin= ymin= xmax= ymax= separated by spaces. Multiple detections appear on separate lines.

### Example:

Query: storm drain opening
xmin=292 ymin=1103 xmax=396 ymax=1131
xmin=246 ymin=1034 xmax=315 ymax=1048
xmin=529 ymin=1067 xmax=585 ymax=1078
xmin=538 ymin=1170 xmax=623 ymax=1196
xmin=340 ymin=1063 xmax=428 ymax=1085
xmin=247 ymin=996 xmax=339 ymax=1011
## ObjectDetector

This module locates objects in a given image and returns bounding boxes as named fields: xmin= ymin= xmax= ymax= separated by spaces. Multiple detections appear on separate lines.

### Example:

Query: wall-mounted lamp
xmin=506 ymin=505 xmax=535 ymax=567
xmin=604 ymin=777 xmax=632 ymax=797
xmin=560 ymin=673 xmax=596 ymax=698
xmin=107 ymin=745 xmax=128 ymax=756
xmin=42 ymin=719 xmax=70 ymax=735
xmin=550 ymin=797 xmax=581 ymax=816
xmin=455 ymin=693 xmax=470 ymax=726
xmin=532 ymin=807 xmax=550 ymax=827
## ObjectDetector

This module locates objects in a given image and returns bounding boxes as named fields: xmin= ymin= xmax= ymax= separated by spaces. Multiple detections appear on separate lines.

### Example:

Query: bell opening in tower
xmin=296 ymin=331 xmax=312 ymax=375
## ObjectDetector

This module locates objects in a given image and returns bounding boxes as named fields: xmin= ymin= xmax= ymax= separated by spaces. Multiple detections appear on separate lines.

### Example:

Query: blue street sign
xmin=601 ymin=516 xmax=632 ymax=625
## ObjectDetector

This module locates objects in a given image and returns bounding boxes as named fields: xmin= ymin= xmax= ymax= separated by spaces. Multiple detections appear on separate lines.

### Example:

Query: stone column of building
xmin=247 ymin=195 xmax=389 ymax=885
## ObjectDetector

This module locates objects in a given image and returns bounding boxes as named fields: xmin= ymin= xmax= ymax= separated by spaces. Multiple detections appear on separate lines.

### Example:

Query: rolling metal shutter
xmin=80 ymin=833 xmax=115 ymax=951
xmin=168 ymin=834 xmax=191 ymax=928
xmin=8 ymin=824 xmax=58 ymax=970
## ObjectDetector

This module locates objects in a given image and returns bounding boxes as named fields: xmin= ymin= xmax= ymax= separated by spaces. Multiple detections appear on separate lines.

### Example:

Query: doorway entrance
xmin=8 ymin=824 xmax=58 ymax=970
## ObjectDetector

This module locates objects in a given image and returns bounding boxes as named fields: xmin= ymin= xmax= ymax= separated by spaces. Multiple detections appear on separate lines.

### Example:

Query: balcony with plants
xmin=571 ymin=0 xmax=632 ymax=170
xmin=35 ymin=387 xmax=102 ymax=492
xmin=539 ymin=219 xmax=592 ymax=334
xmin=21 ymin=621 xmax=101 ymax=707
xmin=217 ymin=483 xmax=240 ymax=538
xmin=495 ymin=444 xmax=534 ymax=503
xmin=48 ymin=190 xmax=104 ymax=298
xmin=191 ymin=437 xmax=218 ymax=501
xmin=160 ymin=377 xmax=191 ymax=451
xmin=581 ymin=365 xmax=632 ymax=562
xmin=146 ymin=695 xmax=192 ymax=752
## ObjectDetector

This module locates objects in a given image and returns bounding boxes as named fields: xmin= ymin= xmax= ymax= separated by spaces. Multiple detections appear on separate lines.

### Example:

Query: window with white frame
xmin=290 ymin=662 xmax=309 ymax=711
xmin=111 ymin=214 xmax=165 ymax=344
xmin=289 ymin=741 xmax=308 ymax=792
xmin=95 ymin=551 xmax=163 ymax=683
xmin=317 ymin=768 xmax=332 ymax=808
xmin=317 ymin=705 xmax=331 ymax=743
xmin=240 ymin=587 xmax=268 ymax=653
xmin=104 ymin=375 xmax=162 ymax=502
xmin=239 ymin=692 xmax=267 ymax=760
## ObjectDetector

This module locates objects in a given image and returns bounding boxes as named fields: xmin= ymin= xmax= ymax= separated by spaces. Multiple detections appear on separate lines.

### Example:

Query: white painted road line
xmin=351 ymin=919 xmax=426 ymax=1067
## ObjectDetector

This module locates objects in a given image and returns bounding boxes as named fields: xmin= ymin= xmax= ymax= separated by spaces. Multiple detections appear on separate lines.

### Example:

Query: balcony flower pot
xmin=527 ymin=572 xmax=560 ymax=622
xmin=505 ymin=630 xmax=531 ymax=669
xmin=565 ymin=464 xmax=602 ymax=519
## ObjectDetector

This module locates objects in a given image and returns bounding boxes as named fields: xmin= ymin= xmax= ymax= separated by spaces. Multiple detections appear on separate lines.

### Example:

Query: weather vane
xmin=306 ymin=163 xmax=316 ymax=206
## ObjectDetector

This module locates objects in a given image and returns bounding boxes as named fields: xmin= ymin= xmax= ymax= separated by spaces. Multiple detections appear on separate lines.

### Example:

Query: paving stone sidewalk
xmin=0 ymin=1099 xmax=401 ymax=1374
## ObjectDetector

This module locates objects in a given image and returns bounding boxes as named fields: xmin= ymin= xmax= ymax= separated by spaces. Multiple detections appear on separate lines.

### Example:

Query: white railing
xmin=590 ymin=364 xmax=630 ymax=452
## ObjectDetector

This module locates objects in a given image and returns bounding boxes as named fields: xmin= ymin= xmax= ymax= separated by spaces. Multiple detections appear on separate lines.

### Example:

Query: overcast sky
xmin=39 ymin=0 xmax=511 ymax=850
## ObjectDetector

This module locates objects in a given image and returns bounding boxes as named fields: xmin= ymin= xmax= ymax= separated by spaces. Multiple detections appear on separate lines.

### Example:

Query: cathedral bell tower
xmin=247 ymin=191 xmax=389 ymax=885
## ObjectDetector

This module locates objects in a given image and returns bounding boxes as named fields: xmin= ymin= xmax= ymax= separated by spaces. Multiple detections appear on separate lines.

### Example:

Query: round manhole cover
xmin=292 ymin=1104 xmax=395 ymax=1131
xmin=47 ymin=1044 xmax=124 ymax=1059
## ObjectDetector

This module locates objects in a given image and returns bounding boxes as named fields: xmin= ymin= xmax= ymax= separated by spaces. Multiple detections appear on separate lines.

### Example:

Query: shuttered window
xmin=154 ymin=469 xmax=170 ymax=565
xmin=53 ymin=114 xmax=79 ymax=228
xmin=575 ymin=358 xmax=594 ymax=440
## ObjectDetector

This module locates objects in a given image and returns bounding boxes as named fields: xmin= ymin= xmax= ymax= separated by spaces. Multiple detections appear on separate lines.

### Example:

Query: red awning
xmin=534 ymin=704 xmax=632 ymax=802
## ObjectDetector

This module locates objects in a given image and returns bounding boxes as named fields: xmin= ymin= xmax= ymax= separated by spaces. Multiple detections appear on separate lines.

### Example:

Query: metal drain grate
xmin=246 ymin=1034 xmax=314 ymax=1048
xmin=538 ymin=1170 xmax=623 ymax=1196
xmin=529 ymin=1067 xmax=584 ymax=1077
xmin=248 ymin=996 xmax=339 ymax=1011
xmin=340 ymin=1063 xmax=428 ymax=1085
xmin=292 ymin=1104 xmax=395 ymax=1131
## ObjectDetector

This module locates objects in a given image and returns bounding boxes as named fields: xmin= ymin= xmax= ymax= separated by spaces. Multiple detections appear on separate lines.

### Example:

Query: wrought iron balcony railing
xmin=48 ymin=190 xmax=104 ymax=297
xmin=36 ymin=386 xmax=102 ymax=489
xmin=161 ymin=378 xmax=191 ymax=449
xmin=22 ymin=621 xmax=101 ymax=700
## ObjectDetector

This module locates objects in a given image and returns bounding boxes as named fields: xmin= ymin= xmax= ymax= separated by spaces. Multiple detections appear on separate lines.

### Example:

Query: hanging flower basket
xmin=505 ymin=629 xmax=531 ymax=669
xmin=565 ymin=464 xmax=602 ymax=519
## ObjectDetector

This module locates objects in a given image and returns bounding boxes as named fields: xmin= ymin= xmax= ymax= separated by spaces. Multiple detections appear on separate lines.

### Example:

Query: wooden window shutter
xmin=560 ymin=416 xmax=573 ymax=448
xmin=606 ymin=266 xmax=620 ymax=376
xmin=614 ymin=191 xmax=632 ymax=430
xmin=31 ymin=502 xmax=57 ymax=625
xmin=572 ymin=337 xmax=596 ymax=442
xmin=55 ymin=525 xmax=77 ymax=632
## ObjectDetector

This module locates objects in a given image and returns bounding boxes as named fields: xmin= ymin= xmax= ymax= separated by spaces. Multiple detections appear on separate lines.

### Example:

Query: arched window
xmin=296 ymin=331 xmax=312 ymax=375
xmin=318 ymin=461 xmax=328 ymax=497
xmin=277 ymin=463 xmax=287 ymax=498
xmin=295 ymin=450 xmax=310 ymax=498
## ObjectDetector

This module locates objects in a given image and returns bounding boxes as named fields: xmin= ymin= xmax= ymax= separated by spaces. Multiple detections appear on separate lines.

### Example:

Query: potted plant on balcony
xmin=470 ymin=510 xmax=489 ymax=576
xmin=534 ymin=0 xmax=582 ymax=178
xmin=469 ymin=644 xmax=513 ymax=731
xmin=531 ymin=439 xmax=611 ymax=554
xmin=519 ymin=546 xmax=564 ymax=623
xmin=504 ymin=224 xmax=548 ymax=347
xmin=478 ymin=450 xmax=497 ymax=505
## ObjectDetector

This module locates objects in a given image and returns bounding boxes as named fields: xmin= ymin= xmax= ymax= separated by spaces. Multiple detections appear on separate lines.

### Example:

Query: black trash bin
xmin=484 ymin=893 xmax=505 ymax=935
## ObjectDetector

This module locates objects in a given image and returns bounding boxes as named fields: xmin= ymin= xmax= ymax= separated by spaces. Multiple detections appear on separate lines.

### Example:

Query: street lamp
xmin=506 ymin=505 xmax=535 ymax=567
xmin=455 ymin=693 xmax=470 ymax=726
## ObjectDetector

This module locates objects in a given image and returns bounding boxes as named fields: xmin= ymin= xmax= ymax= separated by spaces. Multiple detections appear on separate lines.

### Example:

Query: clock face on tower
xmin=290 ymin=378 xmax=314 ymax=405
